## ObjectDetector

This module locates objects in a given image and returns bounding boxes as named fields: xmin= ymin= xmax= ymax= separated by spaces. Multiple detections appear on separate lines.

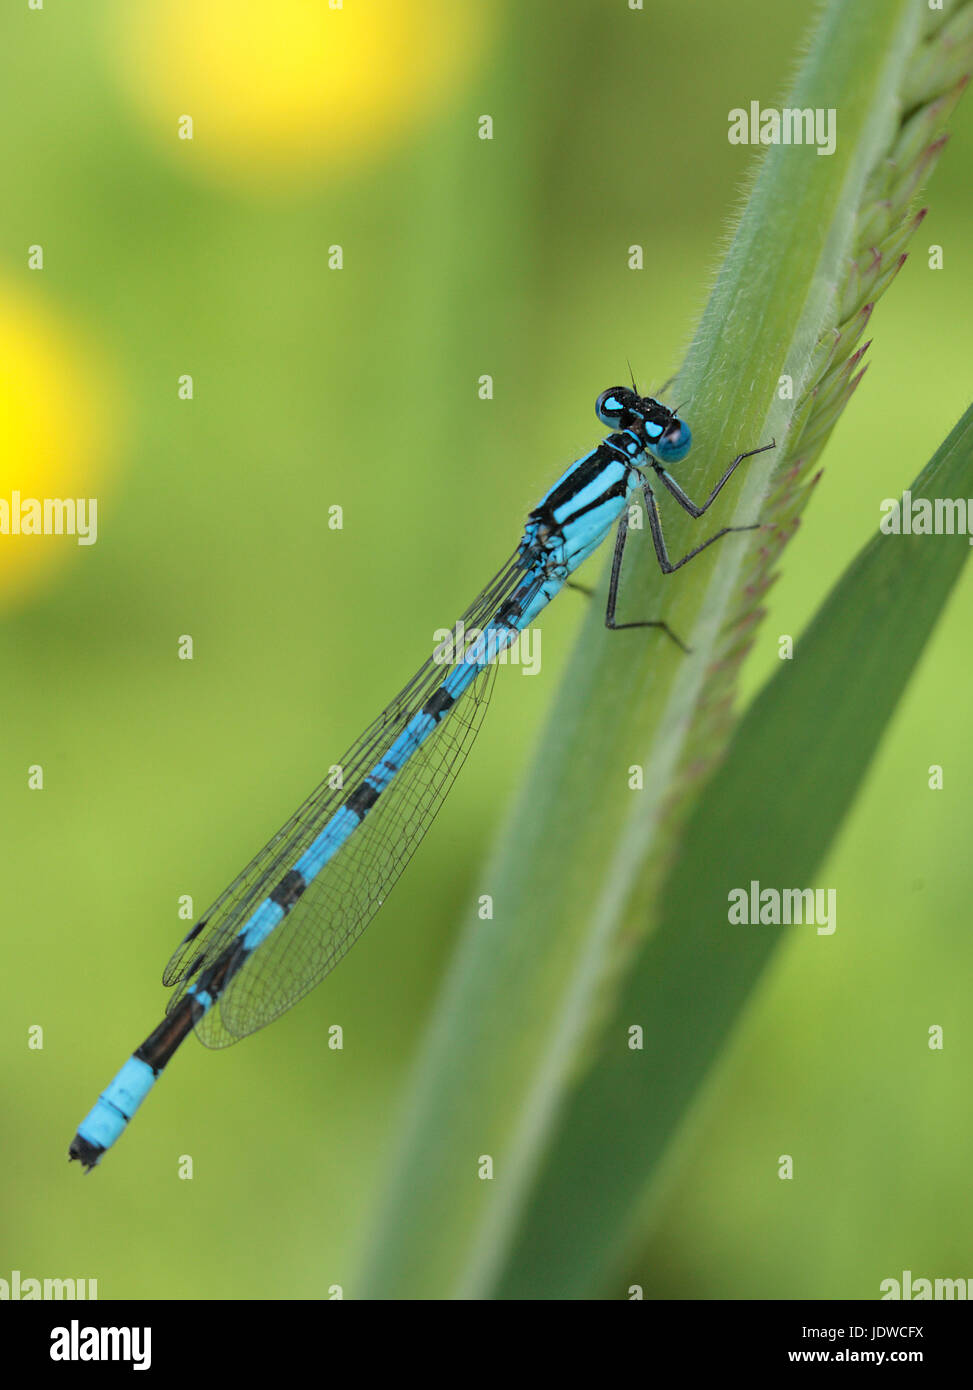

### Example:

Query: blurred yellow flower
xmin=0 ymin=286 xmax=114 ymax=613
xmin=109 ymin=0 xmax=497 ymax=191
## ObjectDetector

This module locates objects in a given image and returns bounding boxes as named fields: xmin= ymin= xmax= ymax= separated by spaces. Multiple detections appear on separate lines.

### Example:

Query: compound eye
xmin=656 ymin=417 xmax=692 ymax=463
xmin=595 ymin=387 xmax=631 ymax=429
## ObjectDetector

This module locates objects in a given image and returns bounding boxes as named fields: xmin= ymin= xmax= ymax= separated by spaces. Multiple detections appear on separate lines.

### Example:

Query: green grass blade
xmin=496 ymin=401 xmax=973 ymax=1296
xmin=356 ymin=0 xmax=972 ymax=1299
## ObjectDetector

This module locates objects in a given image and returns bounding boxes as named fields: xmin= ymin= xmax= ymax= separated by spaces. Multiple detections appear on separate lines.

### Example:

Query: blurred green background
xmin=2 ymin=0 xmax=972 ymax=1299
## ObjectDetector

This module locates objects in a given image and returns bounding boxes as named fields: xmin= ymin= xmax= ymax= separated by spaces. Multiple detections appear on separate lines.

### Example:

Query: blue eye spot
xmin=644 ymin=420 xmax=663 ymax=439
xmin=595 ymin=386 xmax=633 ymax=429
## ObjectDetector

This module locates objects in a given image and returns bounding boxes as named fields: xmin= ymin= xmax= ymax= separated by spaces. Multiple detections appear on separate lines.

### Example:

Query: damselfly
xmin=69 ymin=386 xmax=773 ymax=1169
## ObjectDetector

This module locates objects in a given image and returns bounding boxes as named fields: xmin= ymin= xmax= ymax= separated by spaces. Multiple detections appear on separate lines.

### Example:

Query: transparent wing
xmin=163 ymin=548 xmax=532 ymax=1047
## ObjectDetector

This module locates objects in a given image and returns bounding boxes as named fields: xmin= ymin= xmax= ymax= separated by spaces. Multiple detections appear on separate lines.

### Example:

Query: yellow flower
xmin=0 ymin=285 xmax=114 ymax=613
xmin=109 ymin=0 xmax=497 ymax=191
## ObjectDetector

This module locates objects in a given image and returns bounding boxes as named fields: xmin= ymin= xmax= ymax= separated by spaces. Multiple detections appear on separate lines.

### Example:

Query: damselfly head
xmin=596 ymin=385 xmax=667 ymax=429
xmin=595 ymin=386 xmax=692 ymax=464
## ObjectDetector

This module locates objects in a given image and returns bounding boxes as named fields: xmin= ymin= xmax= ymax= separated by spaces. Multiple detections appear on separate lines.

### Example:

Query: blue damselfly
xmin=69 ymin=386 xmax=773 ymax=1169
